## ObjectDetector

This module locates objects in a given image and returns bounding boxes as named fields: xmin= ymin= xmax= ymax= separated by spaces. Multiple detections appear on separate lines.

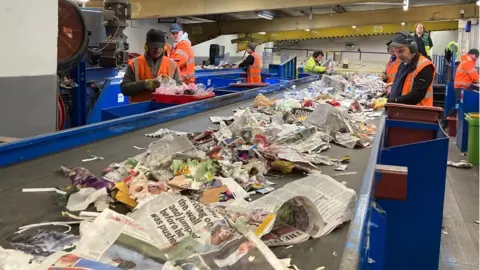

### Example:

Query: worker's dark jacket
xmin=120 ymin=54 xmax=181 ymax=97
xmin=412 ymin=33 xmax=433 ymax=59
xmin=388 ymin=53 xmax=434 ymax=105
xmin=239 ymin=55 xmax=255 ymax=68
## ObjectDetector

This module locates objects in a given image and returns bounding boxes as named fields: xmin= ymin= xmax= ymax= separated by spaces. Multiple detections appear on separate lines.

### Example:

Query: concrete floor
xmin=0 ymin=86 xmax=477 ymax=269
xmin=439 ymin=140 xmax=479 ymax=270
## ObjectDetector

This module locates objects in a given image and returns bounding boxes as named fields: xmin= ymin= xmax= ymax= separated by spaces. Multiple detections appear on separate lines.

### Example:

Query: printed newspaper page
xmin=75 ymin=195 xmax=286 ymax=269
xmin=211 ymin=193 xmax=324 ymax=246
xmin=130 ymin=193 xmax=225 ymax=249
xmin=166 ymin=231 xmax=287 ymax=270
xmin=75 ymin=209 xmax=167 ymax=269
xmin=251 ymin=173 xmax=357 ymax=238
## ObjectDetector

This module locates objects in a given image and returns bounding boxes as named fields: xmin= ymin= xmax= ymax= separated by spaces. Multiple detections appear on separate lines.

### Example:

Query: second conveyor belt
xmin=0 ymin=83 xmax=373 ymax=269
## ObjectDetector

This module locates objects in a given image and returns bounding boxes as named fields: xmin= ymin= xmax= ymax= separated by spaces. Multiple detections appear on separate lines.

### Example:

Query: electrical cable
xmin=88 ymin=16 xmax=121 ymax=53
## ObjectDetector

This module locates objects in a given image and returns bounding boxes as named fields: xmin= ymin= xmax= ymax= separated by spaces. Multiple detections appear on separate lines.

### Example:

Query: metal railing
xmin=338 ymin=115 xmax=386 ymax=270
xmin=263 ymin=47 xmax=390 ymax=65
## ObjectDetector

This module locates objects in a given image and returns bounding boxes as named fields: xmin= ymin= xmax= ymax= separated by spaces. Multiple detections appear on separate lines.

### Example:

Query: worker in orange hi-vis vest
xmin=376 ymin=32 xmax=435 ymax=110
xmin=238 ymin=43 xmax=262 ymax=83
xmin=120 ymin=29 xmax=181 ymax=103
xmin=447 ymin=49 xmax=479 ymax=117
xmin=169 ymin=23 xmax=196 ymax=84
xmin=383 ymin=40 xmax=400 ymax=85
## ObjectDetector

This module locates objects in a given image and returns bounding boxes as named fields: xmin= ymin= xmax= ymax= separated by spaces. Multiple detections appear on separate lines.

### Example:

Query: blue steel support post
xmin=71 ymin=61 xmax=87 ymax=127
xmin=377 ymin=120 xmax=449 ymax=270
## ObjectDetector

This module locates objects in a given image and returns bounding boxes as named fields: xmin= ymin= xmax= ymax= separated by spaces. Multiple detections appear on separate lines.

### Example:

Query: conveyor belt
xmin=0 ymin=84 xmax=372 ymax=269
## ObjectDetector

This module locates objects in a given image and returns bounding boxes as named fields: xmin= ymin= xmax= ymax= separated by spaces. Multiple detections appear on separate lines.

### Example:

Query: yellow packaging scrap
xmin=114 ymin=182 xmax=137 ymax=208
xmin=271 ymin=160 xmax=296 ymax=174
xmin=372 ymin=97 xmax=387 ymax=111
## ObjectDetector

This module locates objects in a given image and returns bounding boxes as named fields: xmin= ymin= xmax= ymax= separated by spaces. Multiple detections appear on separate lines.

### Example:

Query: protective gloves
xmin=371 ymin=97 xmax=388 ymax=111
xmin=145 ymin=79 xmax=161 ymax=91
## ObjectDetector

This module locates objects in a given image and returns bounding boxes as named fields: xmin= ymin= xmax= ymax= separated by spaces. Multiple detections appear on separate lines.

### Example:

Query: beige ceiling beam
xmin=123 ymin=0 xmax=370 ymax=19
xmin=185 ymin=3 xmax=475 ymax=38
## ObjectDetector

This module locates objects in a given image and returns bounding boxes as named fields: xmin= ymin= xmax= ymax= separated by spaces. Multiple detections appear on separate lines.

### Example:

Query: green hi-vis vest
xmin=445 ymin=41 xmax=460 ymax=60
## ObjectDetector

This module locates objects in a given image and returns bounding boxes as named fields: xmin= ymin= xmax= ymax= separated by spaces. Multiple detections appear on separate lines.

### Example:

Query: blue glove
xmin=455 ymin=103 xmax=459 ymax=110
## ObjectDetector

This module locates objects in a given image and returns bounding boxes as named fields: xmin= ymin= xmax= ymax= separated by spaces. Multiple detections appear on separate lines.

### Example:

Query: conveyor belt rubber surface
xmin=0 ymin=84 xmax=372 ymax=269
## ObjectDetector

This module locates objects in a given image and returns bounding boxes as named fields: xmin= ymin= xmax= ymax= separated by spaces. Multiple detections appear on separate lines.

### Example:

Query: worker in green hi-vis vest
xmin=445 ymin=41 xmax=460 ymax=63
xmin=412 ymin=23 xmax=433 ymax=60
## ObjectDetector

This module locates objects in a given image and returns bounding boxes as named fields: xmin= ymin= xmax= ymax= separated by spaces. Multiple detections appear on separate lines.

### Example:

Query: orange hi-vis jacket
xmin=127 ymin=55 xmax=178 ymax=103
xmin=164 ymin=44 xmax=172 ymax=57
xmin=401 ymin=55 xmax=435 ymax=106
xmin=385 ymin=57 xmax=400 ymax=84
xmin=247 ymin=52 xmax=262 ymax=83
xmin=454 ymin=55 xmax=479 ymax=89
xmin=170 ymin=40 xmax=195 ymax=84
xmin=460 ymin=53 xmax=469 ymax=62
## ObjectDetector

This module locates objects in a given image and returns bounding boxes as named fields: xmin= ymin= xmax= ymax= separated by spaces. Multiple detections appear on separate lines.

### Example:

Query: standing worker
xmin=121 ymin=29 xmax=181 ymax=103
xmin=238 ymin=43 xmax=262 ymax=83
xmin=169 ymin=23 xmax=196 ymax=84
xmin=448 ymin=49 xmax=479 ymax=117
xmin=383 ymin=41 xmax=400 ymax=84
xmin=412 ymin=23 xmax=433 ymax=60
xmin=383 ymin=32 xmax=435 ymax=107
xmin=304 ymin=51 xmax=327 ymax=74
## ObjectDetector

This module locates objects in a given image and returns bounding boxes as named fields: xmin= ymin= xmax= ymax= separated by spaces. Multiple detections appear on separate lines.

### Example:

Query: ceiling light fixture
xmin=258 ymin=32 xmax=266 ymax=35
xmin=477 ymin=0 xmax=480 ymax=6
xmin=305 ymin=28 xmax=310 ymax=32
xmin=255 ymin=11 xmax=274 ymax=20
xmin=352 ymin=25 xmax=357 ymax=29
xmin=77 ymin=0 xmax=90 ymax=2
xmin=401 ymin=22 xmax=405 ymax=26
xmin=403 ymin=0 xmax=409 ymax=11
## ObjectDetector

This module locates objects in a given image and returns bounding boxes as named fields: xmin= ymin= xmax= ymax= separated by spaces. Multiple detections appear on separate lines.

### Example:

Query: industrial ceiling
xmin=85 ymin=0 xmax=477 ymax=44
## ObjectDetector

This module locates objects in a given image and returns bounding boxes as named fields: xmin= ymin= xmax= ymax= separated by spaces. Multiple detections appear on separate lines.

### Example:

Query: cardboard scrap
xmin=199 ymin=185 xmax=229 ymax=205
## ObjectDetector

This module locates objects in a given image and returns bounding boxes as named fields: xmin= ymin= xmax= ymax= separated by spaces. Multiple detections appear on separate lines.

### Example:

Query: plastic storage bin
xmin=152 ymin=92 xmax=215 ymax=104
xmin=465 ymin=113 xmax=479 ymax=165
xmin=385 ymin=103 xmax=444 ymax=147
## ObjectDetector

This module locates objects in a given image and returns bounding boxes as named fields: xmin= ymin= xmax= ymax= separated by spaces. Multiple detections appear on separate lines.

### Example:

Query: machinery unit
xmin=88 ymin=0 xmax=131 ymax=68
xmin=57 ymin=0 xmax=131 ymax=129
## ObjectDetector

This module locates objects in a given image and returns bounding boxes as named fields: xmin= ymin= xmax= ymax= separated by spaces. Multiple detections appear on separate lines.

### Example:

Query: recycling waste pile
xmin=1 ymin=73 xmax=388 ymax=269
xmin=155 ymin=77 xmax=213 ymax=96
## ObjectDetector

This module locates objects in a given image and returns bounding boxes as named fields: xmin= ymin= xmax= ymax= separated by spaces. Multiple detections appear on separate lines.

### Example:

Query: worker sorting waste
xmin=383 ymin=41 xmax=400 ymax=85
xmin=238 ymin=43 xmax=262 ymax=83
xmin=374 ymin=32 xmax=435 ymax=110
xmin=169 ymin=23 xmax=196 ymax=84
xmin=121 ymin=29 xmax=181 ymax=103
xmin=304 ymin=50 xmax=328 ymax=74
xmin=447 ymin=48 xmax=479 ymax=117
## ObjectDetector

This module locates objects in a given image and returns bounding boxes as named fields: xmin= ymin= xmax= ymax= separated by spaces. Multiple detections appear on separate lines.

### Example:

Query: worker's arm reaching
xmin=388 ymin=64 xmax=434 ymax=105
xmin=238 ymin=55 xmax=254 ymax=68
xmin=120 ymin=65 xmax=160 ymax=96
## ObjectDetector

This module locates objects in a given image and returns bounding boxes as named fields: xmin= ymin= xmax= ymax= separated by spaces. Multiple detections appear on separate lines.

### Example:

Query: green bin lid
xmin=465 ymin=113 xmax=480 ymax=126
